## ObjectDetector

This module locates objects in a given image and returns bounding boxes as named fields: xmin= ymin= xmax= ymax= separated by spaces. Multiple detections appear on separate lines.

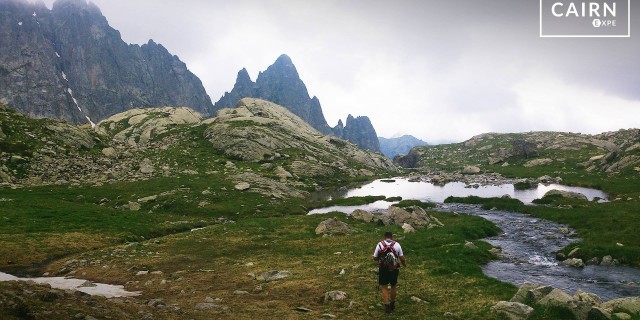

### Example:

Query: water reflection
xmin=309 ymin=178 xmax=607 ymax=214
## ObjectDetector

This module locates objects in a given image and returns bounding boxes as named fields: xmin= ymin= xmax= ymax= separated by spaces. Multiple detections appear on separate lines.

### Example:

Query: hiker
xmin=372 ymin=231 xmax=407 ymax=313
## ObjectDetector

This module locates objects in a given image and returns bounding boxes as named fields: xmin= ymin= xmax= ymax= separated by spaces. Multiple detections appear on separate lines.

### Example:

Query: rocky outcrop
xmin=212 ymin=55 xmax=381 ymax=152
xmin=204 ymin=98 xmax=395 ymax=178
xmin=379 ymin=135 xmax=429 ymax=158
xmin=350 ymin=206 xmax=443 ymax=229
xmin=0 ymin=0 xmax=213 ymax=125
xmin=512 ymin=140 xmax=539 ymax=158
xmin=393 ymin=149 xmax=422 ymax=168
xmin=496 ymin=283 xmax=640 ymax=320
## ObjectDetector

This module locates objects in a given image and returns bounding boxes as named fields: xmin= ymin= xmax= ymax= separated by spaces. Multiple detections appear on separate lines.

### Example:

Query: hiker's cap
xmin=384 ymin=231 xmax=393 ymax=238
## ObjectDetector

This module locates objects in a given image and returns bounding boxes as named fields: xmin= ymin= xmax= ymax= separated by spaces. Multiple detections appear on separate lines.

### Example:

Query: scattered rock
xmin=101 ymin=147 xmax=117 ymax=158
xmin=234 ymin=182 xmax=251 ymax=191
xmin=568 ymin=248 xmax=581 ymax=258
xmin=128 ymin=201 xmax=141 ymax=212
xmin=587 ymin=307 xmax=612 ymax=320
xmin=462 ymin=165 xmax=481 ymax=174
xmin=137 ymin=195 xmax=157 ymax=203
xmin=195 ymin=303 xmax=220 ymax=310
xmin=601 ymin=297 xmax=640 ymax=314
xmin=351 ymin=209 xmax=374 ymax=223
xmin=612 ymin=313 xmax=631 ymax=320
xmin=315 ymin=218 xmax=352 ymax=235
xmin=544 ymin=189 xmax=588 ymax=201
xmin=136 ymin=270 xmax=149 ymax=276
xmin=600 ymin=256 xmax=618 ymax=266
xmin=139 ymin=158 xmax=155 ymax=174
xmin=524 ymin=158 xmax=553 ymax=168
xmin=324 ymin=291 xmax=347 ymax=302
xmin=259 ymin=270 xmax=291 ymax=282
xmin=233 ymin=290 xmax=249 ymax=295
xmin=411 ymin=296 xmax=426 ymax=303
xmin=225 ymin=161 xmax=237 ymax=170
xmin=562 ymin=258 xmax=585 ymax=268
xmin=295 ymin=307 xmax=313 ymax=312
xmin=464 ymin=241 xmax=477 ymax=249
xmin=575 ymin=289 xmax=603 ymax=306
xmin=402 ymin=223 xmax=416 ymax=233
xmin=490 ymin=301 xmax=534 ymax=320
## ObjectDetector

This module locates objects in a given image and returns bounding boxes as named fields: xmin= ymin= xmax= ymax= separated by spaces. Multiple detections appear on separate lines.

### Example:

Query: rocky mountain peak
xmin=212 ymin=54 xmax=381 ymax=151
xmin=235 ymin=68 xmax=253 ymax=87
xmin=0 ymin=0 xmax=213 ymax=125
xmin=53 ymin=0 xmax=102 ymax=16
xmin=341 ymin=115 xmax=380 ymax=152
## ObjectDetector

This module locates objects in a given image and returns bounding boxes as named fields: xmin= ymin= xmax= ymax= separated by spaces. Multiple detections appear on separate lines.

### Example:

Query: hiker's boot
xmin=390 ymin=301 xmax=396 ymax=311
xmin=384 ymin=304 xmax=392 ymax=313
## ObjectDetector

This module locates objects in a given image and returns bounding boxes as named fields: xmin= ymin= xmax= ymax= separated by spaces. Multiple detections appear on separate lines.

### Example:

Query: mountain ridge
xmin=0 ymin=0 xmax=213 ymax=125
xmin=379 ymin=134 xmax=429 ymax=158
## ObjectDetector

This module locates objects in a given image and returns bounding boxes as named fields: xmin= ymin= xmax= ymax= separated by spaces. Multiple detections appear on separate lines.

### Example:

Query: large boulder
xmin=538 ymin=288 xmax=591 ymax=320
xmin=574 ymin=290 xmax=603 ymax=306
xmin=490 ymin=301 xmax=534 ymax=320
xmin=351 ymin=209 xmax=374 ymax=223
xmin=315 ymin=218 xmax=352 ymax=236
xmin=402 ymin=223 xmax=416 ymax=233
xmin=462 ymin=165 xmax=481 ymax=174
xmin=601 ymin=297 xmax=640 ymax=314
xmin=562 ymin=258 xmax=585 ymax=268
xmin=586 ymin=307 xmax=612 ymax=320
xmin=545 ymin=190 xmax=588 ymax=201
xmin=377 ymin=206 xmax=437 ymax=228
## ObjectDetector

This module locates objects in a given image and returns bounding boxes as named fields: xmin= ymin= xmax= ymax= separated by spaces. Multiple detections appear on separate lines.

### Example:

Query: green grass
xmin=32 ymin=207 xmax=514 ymax=319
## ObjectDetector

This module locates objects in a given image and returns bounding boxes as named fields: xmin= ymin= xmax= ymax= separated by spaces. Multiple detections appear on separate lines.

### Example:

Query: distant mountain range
xmin=213 ymin=55 xmax=381 ymax=152
xmin=379 ymin=135 xmax=429 ymax=158
xmin=0 ymin=0 xmax=380 ymax=152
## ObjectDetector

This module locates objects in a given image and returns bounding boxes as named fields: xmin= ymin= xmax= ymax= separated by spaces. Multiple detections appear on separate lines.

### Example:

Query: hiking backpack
xmin=378 ymin=241 xmax=399 ymax=270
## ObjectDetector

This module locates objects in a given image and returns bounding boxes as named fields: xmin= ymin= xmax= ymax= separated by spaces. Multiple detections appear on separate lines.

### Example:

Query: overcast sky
xmin=41 ymin=0 xmax=640 ymax=143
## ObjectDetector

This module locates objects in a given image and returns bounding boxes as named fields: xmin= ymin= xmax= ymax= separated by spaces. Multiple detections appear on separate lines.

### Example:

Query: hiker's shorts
xmin=378 ymin=268 xmax=399 ymax=286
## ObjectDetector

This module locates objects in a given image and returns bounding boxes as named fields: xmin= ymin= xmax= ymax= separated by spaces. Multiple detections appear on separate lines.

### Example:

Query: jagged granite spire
xmin=212 ymin=54 xmax=333 ymax=134
xmin=212 ymin=54 xmax=381 ymax=151
xmin=212 ymin=68 xmax=257 ymax=114
xmin=0 ymin=0 xmax=213 ymax=125
xmin=340 ymin=115 xmax=381 ymax=152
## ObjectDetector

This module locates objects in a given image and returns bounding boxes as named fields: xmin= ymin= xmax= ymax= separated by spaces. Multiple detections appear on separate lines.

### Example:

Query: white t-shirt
xmin=373 ymin=239 xmax=403 ymax=258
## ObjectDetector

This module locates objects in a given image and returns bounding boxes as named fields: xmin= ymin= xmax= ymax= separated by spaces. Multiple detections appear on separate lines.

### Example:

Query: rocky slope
xmin=213 ymin=55 xmax=382 ymax=152
xmin=0 ymin=100 xmax=396 ymax=198
xmin=0 ymin=0 xmax=213 ymax=126
xmin=394 ymin=130 xmax=640 ymax=176
xmin=379 ymin=134 xmax=429 ymax=158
